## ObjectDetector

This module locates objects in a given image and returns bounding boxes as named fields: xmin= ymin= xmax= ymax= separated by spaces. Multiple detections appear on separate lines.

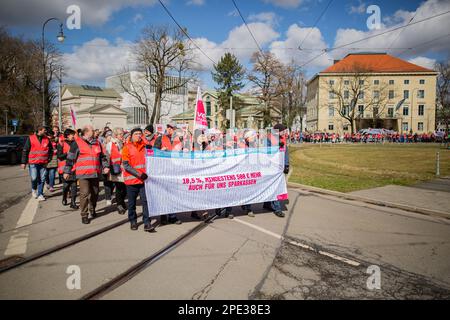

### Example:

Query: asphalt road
xmin=0 ymin=164 xmax=449 ymax=299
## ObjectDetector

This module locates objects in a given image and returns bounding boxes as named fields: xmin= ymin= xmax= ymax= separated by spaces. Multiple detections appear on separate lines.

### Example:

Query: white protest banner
xmin=144 ymin=147 xmax=288 ymax=216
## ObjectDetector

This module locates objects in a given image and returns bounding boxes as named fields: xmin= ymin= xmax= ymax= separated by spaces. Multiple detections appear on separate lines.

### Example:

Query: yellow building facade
xmin=306 ymin=53 xmax=438 ymax=134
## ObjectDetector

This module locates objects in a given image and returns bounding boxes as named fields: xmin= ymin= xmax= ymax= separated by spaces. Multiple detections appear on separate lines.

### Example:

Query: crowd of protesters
xmin=288 ymin=130 xmax=448 ymax=144
xmin=20 ymin=123 xmax=289 ymax=231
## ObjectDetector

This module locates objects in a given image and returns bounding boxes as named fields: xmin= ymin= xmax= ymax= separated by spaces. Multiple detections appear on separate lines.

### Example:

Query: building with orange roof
xmin=306 ymin=53 xmax=438 ymax=134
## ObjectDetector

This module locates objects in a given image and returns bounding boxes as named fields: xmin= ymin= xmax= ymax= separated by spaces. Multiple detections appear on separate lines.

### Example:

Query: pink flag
xmin=70 ymin=106 xmax=77 ymax=127
xmin=194 ymin=86 xmax=208 ymax=130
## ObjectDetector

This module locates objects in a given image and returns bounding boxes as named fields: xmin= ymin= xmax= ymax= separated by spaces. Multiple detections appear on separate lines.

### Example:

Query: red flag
xmin=70 ymin=106 xmax=77 ymax=127
xmin=194 ymin=86 xmax=208 ymax=130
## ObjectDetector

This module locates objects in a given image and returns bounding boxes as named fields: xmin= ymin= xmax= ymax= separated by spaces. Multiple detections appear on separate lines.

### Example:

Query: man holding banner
xmin=122 ymin=127 xmax=155 ymax=232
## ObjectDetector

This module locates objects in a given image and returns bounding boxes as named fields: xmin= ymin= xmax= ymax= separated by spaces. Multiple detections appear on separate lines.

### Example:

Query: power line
xmin=157 ymin=0 xmax=216 ymax=65
xmin=298 ymin=0 xmax=334 ymax=50
xmin=397 ymin=32 xmax=450 ymax=57
xmin=387 ymin=11 xmax=417 ymax=50
xmin=231 ymin=0 xmax=263 ymax=54
xmin=299 ymin=9 xmax=450 ymax=68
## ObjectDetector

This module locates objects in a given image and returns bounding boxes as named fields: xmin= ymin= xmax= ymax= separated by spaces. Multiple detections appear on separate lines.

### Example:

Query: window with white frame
xmin=418 ymin=105 xmax=424 ymax=116
xmin=417 ymin=90 xmax=425 ymax=99
xmin=418 ymin=122 xmax=424 ymax=131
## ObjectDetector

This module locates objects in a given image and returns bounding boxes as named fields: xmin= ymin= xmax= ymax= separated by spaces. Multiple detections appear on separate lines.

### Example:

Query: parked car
xmin=0 ymin=135 xmax=27 ymax=164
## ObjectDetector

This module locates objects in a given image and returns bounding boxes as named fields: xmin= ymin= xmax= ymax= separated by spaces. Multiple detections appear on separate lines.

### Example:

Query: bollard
xmin=436 ymin=151 xmax=440 ymax=176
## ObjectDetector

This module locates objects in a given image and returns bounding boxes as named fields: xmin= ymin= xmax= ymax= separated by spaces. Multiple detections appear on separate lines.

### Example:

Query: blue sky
xmin=3 ymin=0 xmax=450 ymax=89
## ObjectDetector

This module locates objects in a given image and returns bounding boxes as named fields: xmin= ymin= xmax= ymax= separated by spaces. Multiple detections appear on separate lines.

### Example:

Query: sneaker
xmin=130 ymin=222 xmax=138 ymax=230
xmin=82 ymin=217 xmax=90 ymax=224
xmin=49 ymin=187 xmax=55 ymax=193
xmin=32 ymin=190 xmax=37 ymax=198
xmin=37 ymin=195 xmax=46 ymax=201
xmin=274 ymin=211 xmax=285 ymax=218
xmin=106 ymin=200 xmax=112 ymax=206
xmin=247 ymin=210 xmax=255 ymax=217
xmin=118 ymin=206 xmax=126 ymax=215
xmin=144 ymin=223 xmax=156 ymax=232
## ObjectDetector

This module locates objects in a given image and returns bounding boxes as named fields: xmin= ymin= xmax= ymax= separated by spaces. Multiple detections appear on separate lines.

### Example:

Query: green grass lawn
xmin=288 ymin=143 xmax=450 ymax=193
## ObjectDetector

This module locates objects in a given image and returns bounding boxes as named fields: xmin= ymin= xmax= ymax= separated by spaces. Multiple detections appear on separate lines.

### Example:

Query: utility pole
xmin=58 ymin=66 xmax=62 ymax=132
xmin=4 ymin=110 xmax=7 ymax=135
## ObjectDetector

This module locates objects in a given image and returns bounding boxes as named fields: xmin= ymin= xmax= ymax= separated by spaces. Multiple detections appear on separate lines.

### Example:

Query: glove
xmin=283 ymin=166 xmax=289 ymax=174
xmin=140 ymin=173 xmax=148 ymax=181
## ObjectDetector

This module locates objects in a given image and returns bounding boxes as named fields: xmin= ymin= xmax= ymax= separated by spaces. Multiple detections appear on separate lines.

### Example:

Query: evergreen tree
xmin=211 ymin=53 xmax=245 ymax=129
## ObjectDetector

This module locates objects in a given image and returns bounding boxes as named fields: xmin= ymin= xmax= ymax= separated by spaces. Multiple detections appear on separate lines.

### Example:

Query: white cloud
xmin=270 ymin=23 xmax=332 ymax=69
xmin=248 ymin=12 xmax=279 ymax=27
xmin=262 ymin=0 xmax=303 ymax=9
xmin=191 ymin=22 xmax=280 ymax=71
xmin=132 ymin=13 xmax=143 ymax=24
xmin=0 ymin=0 xmax=157 ymax=27
xmin=408 ymin=56 xmax=436 ymax=70
xmin=332 ymin=0 xmax=450 ymax=60
xmin=348 ymin=1 xmax=366 ymax=15
xmin=187 ymin=0 xmax=205 ymax=5
xmin=62 ymin=38 xmax=134 ymax=83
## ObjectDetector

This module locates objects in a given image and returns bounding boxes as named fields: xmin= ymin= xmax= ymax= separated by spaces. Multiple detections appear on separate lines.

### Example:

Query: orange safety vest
xmin=57 ymin=141 xmax=76 ymax=174
xmin=28 ymin=134 xmax=50 ymax=164
xmin=110 ymin=142 xmax=122 ymax=165
xmin=161 ymin=135 xmax=173 ymax=151
xmin=75 ymin=136 xmax=102 ymax=178
xmin=123 ymin=142 xmax=146 ymax=185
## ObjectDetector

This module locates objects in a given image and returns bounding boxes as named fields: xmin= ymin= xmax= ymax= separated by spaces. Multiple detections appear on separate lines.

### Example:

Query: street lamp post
xmin=42 ymin=18 xmax=65 ymax=127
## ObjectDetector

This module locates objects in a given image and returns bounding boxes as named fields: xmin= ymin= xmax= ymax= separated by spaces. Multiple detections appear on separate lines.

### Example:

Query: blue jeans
xmin=46 ymin=167 xmax=57 ymax=188
xmin=126 ymin=184 xmax=150 ymax=225
xmin=29 ymin=164 xmax=47 ymax=196
xmin=264 ymin=200 xmax=282 ymax=212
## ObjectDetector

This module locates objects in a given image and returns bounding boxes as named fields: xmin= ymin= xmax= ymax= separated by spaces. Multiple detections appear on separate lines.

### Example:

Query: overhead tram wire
xmin=387 ymin=12 xmax=417 ymax=51
xmin=231 ymin=0 xmax=264 ymax=55
xmin=157 ymin=0 xmax=216 ymax=66
xmin=298 ymin=9 xmax=450 ymax=68
xmin=298 ymin=0 xmax=334 ymax=51
xmin=396 ymin=32 xmax=450 ymax=58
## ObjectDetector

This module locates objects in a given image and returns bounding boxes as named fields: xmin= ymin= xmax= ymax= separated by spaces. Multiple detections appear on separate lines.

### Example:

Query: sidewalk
xmin=349 ymin=179 xmax=450 ymax=215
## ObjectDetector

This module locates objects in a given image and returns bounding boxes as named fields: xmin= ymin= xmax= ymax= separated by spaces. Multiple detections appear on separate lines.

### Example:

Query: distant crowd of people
xmin=288 ymin=131 xmax=448 ymax=144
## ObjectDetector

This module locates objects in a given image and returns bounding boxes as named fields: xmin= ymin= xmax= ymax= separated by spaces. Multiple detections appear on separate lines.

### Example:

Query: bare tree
xmin=321 ymin=63 xmax=390 ymax=134
xmin=435 ymin=60 xmax=450 ymax=136
xmin=248 ymin=51 xmax=284 ymax=127
xmin=0 ymin=27 xmax=63 ymax=132
xmin=120 ymin=25 xmax=197 ymax=125
xmin=277 ymin=61 xmax=307 ymax=131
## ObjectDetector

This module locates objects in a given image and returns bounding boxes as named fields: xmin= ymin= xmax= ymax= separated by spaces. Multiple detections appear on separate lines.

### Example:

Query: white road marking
xmin=4 ymin=231 xmax=30 ymax=256
xmin=3 ymin=197 xmax=39 ymax=256
xmin=233 ymin=218 xmax=361 ymax=267
xmin=16 ymin=197 xmax=39 ymax=228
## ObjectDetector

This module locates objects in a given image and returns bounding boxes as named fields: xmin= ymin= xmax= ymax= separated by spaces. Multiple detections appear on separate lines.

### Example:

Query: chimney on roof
xmin=333 ymin=59 xmax=340 ymax=64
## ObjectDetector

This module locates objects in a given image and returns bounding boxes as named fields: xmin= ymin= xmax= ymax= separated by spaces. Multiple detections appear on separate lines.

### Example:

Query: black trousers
xmin=63 ymin=178 xmax=77 ymax=203
xmin=114 ymin=182 xmax=127 ymax=209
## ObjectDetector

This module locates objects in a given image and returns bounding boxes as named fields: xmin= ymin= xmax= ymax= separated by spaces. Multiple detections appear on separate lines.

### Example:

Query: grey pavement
xmin=350 ymin=182 xmax=450 ymax=214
